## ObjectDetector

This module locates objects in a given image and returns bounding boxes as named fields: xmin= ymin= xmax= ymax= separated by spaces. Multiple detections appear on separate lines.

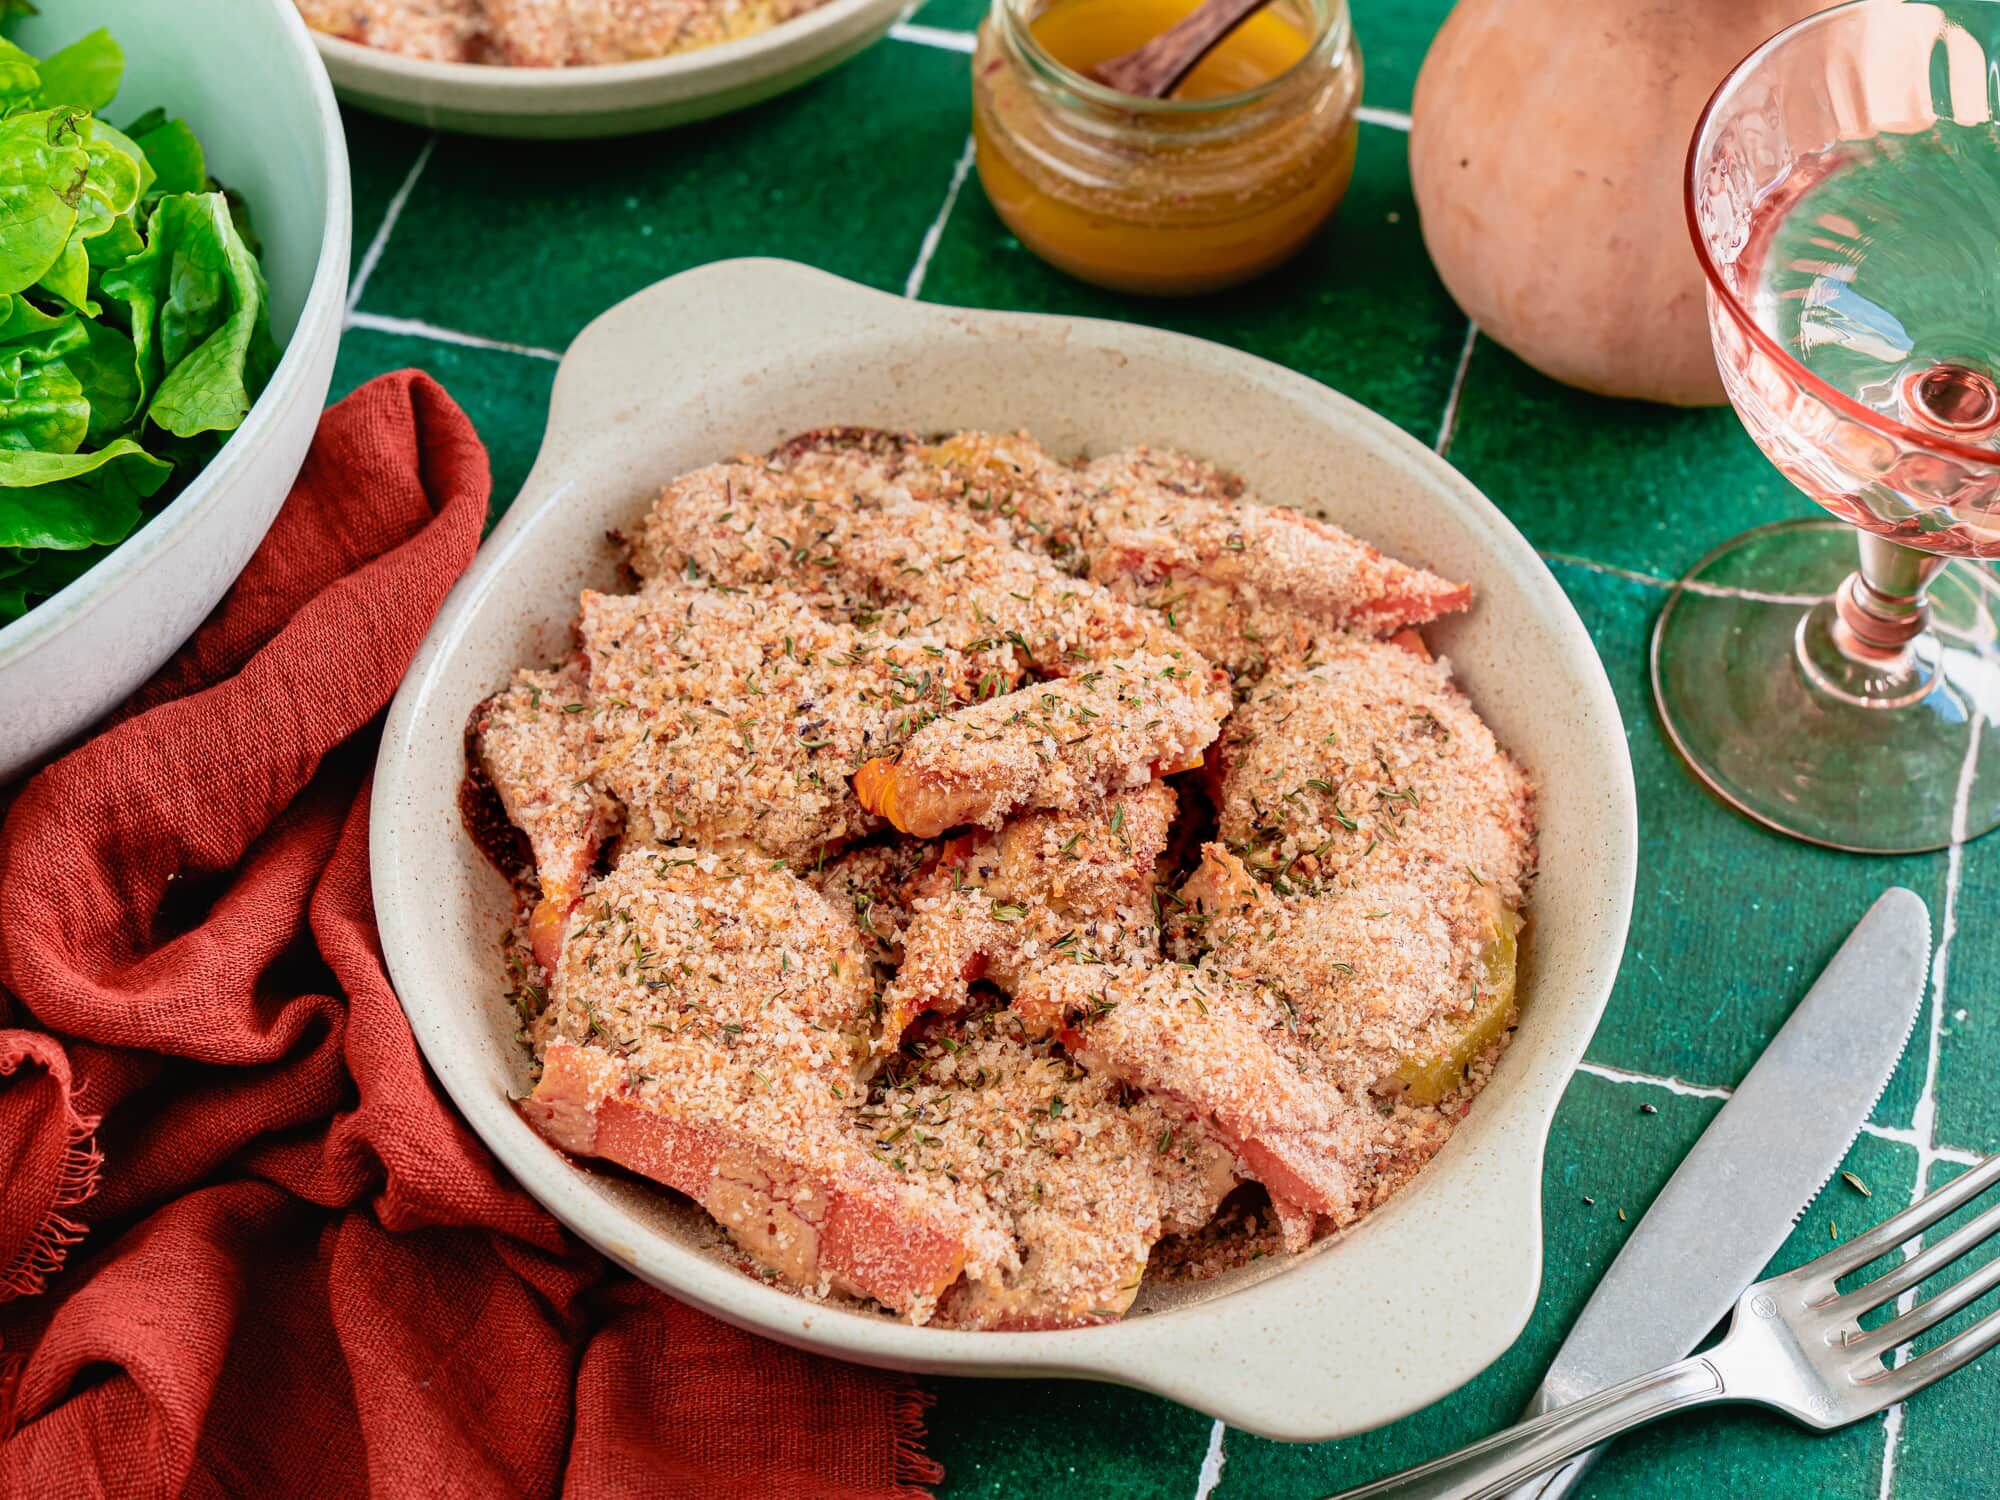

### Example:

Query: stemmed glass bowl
xmin=1655 ymin=0 xmax=2000 ymax=852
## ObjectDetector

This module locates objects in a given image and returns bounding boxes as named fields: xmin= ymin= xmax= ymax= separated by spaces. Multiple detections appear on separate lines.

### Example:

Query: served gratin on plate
xmin=461 ymin=425 xmax=1536 ymax=1329
xmin=296 ymin=0 xmax=836 ymax=64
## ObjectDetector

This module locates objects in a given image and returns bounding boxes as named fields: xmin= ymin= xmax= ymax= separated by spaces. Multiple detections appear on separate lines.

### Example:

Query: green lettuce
xmin=101 ymin=191 xmax=274 ymax=437
xmin=0 ymin=22 xmax=280 ymax=624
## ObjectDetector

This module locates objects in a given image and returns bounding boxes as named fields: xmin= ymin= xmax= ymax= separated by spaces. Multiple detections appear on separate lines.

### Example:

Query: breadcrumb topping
xmin=472 ymin=427 xmax=1537 ymax=1322
xmin=629 ymin=459 xmax=1230 ymax=835
xmin=885 ymin=782 xmax=1178 ymax=1042
xmin=860 ymin=1006 xmax=1236 ymax=1329
xmin=296 ymin=0 xmax=832 ymax=64
xmin=768 ymin=427 xmax=1472 ymax=681
xmin=579 ymin=579 xmax=1006 ymax=858
xmin=1209 ymin=630 xmax=1536 ymax=913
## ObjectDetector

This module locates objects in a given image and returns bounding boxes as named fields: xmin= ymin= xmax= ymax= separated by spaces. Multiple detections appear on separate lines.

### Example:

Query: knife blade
xmin=1503 ymin=886 xmax=1932 ymax=1500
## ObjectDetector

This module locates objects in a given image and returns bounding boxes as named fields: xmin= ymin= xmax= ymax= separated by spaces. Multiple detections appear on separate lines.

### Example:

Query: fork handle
xmin=1325 ymin=1356 xmax=1729 ymax=1500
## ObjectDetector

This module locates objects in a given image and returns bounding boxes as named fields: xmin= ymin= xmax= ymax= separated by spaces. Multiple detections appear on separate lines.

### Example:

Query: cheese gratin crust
xmin=471 ymin=427 xmax=1536 ymax=1327
xmin=296 ymin=0 xmax=835 ymax=66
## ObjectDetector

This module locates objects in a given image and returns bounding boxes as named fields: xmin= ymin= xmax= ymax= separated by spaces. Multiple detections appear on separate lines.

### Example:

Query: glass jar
xmin=970 ymin=0 xmax=1361 ymax=296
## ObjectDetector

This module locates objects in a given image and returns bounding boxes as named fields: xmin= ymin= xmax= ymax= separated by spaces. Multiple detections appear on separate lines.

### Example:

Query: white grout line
xmin=1876 ymin=708 xmax=1983 ymax=1500
xmin=1539 ymin=553 xmax=1676 ymax=588
xmin=1928 ymin=1140 xmax=1985 ymax=1167
xmin=1356 ymin=104 xmax=1413 ymax=131
xmin=346 ymin=136 xmax=436 ymax=316
xmin=1575 ymin=1059 xmax=1733 ymax=1101
xmin=1575 ymin=1061 xmax=1986 ymax=1165
xmin=1194 ymin=1416 xmax=1227 ymax=1500
xmin=1541 ymin=551 xmax=2000 ymax=657
xmin=344 ymin=309 xmax=564 ymax=362
xmin=1538 ymin=551 xmax=1824 ymax=605
xmin=890 ymin=19 xmax=977 ymax=52
xmin=905 ymin=134 xmax=977 ymax=301
xmin=1433 ymin=321 xmax=1478 ymax=457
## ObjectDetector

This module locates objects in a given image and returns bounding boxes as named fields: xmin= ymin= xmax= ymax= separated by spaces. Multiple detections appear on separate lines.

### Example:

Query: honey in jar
xmin=971 ymin=0 xmax=1362 ymax=295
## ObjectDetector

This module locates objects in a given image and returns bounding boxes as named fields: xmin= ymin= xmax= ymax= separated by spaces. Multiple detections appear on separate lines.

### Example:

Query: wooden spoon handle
xmin=1088 ymin=0 xmax=1273 ymax=99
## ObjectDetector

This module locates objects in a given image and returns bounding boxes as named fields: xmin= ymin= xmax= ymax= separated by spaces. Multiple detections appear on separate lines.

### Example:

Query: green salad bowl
xmin=0 ymin=0 xmax=350 ymax=780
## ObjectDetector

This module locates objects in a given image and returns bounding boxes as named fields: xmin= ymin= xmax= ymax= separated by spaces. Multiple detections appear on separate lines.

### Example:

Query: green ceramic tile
xmin=1581 ymin=1127 xmax=1914 ymax=1500
xmin=1446 ymin=335 xmax=1818 ymax=584
xmin=1932 ymin=851 xmax=2000 ymax=1155
xmin=1890 ymin=1158 xmax=2000 ymax=1500
xmin=928 ymin=1380 xmax=1213 ymax=1497
xmin=330 ymin=329 xmax=558 ymax=527
xmin=917 ymin=124 xmax=1464 ymax=443
xmin=1540 ymin=560 xmax=1944 ymax=1125
xmin=911 ymin=0 xmax=988 ymax=32
xmin=1351 ymin=0 xmax=1450 ymax=113
xmin=340 ymin=105 xmax=432 ymax=261
xmin=350 ymin=41 xmax=972 ymax=351
xmin=1212 ymin=1075 xmax=1913 ymax=1499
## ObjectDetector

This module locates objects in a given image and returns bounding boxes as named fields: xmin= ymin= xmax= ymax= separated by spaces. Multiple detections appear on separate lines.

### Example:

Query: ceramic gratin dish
xmin=313 ymin=0 xmax=906 ymax=138
xmin=0 ymin=0 xmax=350 ymax=782
xmin=372 ymin=259 xmax=1637 ymax=1442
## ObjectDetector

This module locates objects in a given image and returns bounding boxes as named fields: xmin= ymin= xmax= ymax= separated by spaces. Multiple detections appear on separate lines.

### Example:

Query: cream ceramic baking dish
xmin=370 ymin=259 xmax=1637 ymax=1443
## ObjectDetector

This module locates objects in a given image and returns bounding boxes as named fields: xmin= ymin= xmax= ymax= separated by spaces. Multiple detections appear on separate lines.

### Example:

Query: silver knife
xmin=1502 ymin=886 xmax=1931 ymax=1500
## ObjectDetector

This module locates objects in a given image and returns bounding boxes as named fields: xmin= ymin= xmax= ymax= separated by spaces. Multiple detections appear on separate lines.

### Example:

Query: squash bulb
xmin=1409 ymin=0 xmax=1830 ymax=406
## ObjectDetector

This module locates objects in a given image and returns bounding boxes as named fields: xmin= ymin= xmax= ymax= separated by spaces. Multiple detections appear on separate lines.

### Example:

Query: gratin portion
xmin=769 ymin=426 xmax=1471 ymax=680
xmin=297 ymin=0 xmax=834 ymax=64
xmin=520 ymin=847 xmax=1010 ymax=1320
xmin=471 ymin=426 xmax=1534 ymax=1328
xmin=864 ymin=1006 xmax=1237 ymax=1330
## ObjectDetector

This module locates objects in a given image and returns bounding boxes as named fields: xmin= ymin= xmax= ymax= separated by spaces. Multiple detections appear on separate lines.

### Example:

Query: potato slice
xmin=1394 ymin=903 xmax=1523 ymax=1105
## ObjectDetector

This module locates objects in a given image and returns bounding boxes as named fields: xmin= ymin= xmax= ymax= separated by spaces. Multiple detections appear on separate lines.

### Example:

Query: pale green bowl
xmin=0 ymin=0 xmax=351 ymax=780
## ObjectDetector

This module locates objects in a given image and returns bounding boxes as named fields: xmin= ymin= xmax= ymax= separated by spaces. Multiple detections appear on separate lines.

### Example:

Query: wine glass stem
xmin=1833 ymin=531 xmax=1948 ymax=664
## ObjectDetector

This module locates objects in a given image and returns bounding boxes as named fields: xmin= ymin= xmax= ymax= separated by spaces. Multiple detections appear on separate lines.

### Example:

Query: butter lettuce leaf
xmin=0 ymin=108 xmax=89 ymax=297
xmin=0 ymin=26 xmax=282 ymax=630
xmin=0 ymin=293 xmax=88 ymax=453
xmin=33 ymin=115 xmax=144 ymax=311
xmin=0 ymin=439 xmax=171 ymax=550
xmin=29 ymin=28 xmax=121 ymax=113
xmin=127 ymin=113 xmax=202 ymax=199
xmin=102 ymin=191 xmax=276 ymax=438
xmin=0 ymin=36 xmax=39 ymax=102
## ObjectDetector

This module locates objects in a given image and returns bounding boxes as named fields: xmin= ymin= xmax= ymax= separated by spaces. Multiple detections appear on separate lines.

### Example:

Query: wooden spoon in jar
xmin=1088 ymin=0 xmax=1273 ymax=98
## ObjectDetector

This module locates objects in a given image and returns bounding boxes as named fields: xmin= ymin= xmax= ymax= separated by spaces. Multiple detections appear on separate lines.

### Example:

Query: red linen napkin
xmin=0 ymin=372 xmax=941 ymax=1500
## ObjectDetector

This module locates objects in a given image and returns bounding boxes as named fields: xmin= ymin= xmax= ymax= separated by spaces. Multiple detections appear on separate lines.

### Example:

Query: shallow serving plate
xmin=313 ymin=0 xmax=905 ymax=138
xmin=372 ymin=259 xmax=1638 ymax=1442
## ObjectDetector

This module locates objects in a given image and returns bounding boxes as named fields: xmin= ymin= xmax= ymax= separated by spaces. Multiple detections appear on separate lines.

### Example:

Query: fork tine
xmin=1831 ymin=1195 xmax=2000 ymax=1318
xmin=1870 ymin=1304 xmax=2000 ymax=1404
xmin=1849 ymin=1245 xmax=2000 ymax=1362
xmin=1803 ymin=1154 xmax=2000 ymax=1280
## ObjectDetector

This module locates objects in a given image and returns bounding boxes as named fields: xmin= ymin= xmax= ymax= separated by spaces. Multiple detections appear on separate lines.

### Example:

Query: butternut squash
xmin=1410 ymin=0 xmax=1830 ymax=406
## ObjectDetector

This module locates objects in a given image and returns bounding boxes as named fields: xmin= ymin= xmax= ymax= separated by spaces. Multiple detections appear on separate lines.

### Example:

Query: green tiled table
xmin=328 ymin=4 xmax=1998 ymax=1493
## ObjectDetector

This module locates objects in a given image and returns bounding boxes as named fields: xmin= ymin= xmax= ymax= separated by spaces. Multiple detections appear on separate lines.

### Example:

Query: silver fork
xmin=1329 ymin=1153 xmax=2000 ymax=1500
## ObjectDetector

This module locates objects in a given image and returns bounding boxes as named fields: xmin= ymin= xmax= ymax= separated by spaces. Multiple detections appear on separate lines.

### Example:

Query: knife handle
xmin=1324 ymin=1357 xmax=1727 ymax=1500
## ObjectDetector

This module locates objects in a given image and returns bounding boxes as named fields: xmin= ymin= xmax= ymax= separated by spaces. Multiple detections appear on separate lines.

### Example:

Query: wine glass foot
xmin=1650 ymin=518 xmax=2000 ymax=854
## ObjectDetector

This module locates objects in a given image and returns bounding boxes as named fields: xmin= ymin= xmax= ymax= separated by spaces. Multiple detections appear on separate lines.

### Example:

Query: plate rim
xmin=311 ymin=0 xmax=910 ymax=109
xmin=371 ymin=258 xmax=1638 ymax=1441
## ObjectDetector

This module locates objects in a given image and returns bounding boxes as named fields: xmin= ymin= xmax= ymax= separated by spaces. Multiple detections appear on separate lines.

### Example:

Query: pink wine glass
xmin=1657 ymin=0 xmax=2000 ymax=852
